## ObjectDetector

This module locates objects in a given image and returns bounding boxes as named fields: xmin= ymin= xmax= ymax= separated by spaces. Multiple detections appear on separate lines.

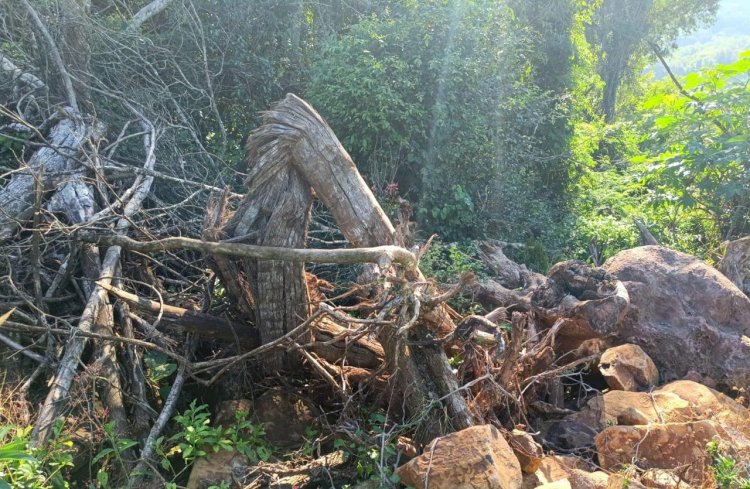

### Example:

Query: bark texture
xmin=211 ymin=94 xmax=472 ymax=441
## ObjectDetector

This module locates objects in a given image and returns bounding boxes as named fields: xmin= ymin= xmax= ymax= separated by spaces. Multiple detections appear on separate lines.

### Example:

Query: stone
xmin=395 ymin=425 xmax=522 ymax=489
xmin=607 ymin=474 xmax=647 ymax=489
xmin=543 ymin=419 xmax=598 ymax=450
xmin=508 ymin=429 xmax=544 ymax=474
xmin=579 ymin=389 xmax=693 ymax=430
xmin=522 ymin=456 xmax=606 ymax=489
xmin=567 ymin=470 xmax=609 ymax=489
xmin=535 ymin=481 xmax=572 ymax=489
xmin=530 ymin=457 xmax=571 ymax=486
xmin=186 ymin=449 xmax=247 ymax=489
xmin=598 ymin=344 xmax=658 ymax=391
xmin=657 ymin=380 xmax=750 ymax=437
xmin=603 ymin=246 xmax=750 ymax=388
xmin=595 ymin=420 xmax=717 ymax=484
xmin=640 ymin=469 xmax=685 ymax=489
xmin=253 ymin=388 xmax=320 ymax=448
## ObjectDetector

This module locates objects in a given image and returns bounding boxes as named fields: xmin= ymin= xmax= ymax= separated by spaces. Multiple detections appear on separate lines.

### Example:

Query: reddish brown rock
xmin=595 ymin=421 xmax=717 ymax=483
xmin=396 ymin=425 xmax=522 ymax=489
xmin=521 ymin=455 xmax=601 ymax=488
xmin=640 ymin=469 xmax=686 ymax=489
xmin=508 ymin=429 xmax=544 ymax=474
xmin=607 ymin=474 xmax=647 ymax=489
xmin=603 ymin=246 xmax=750 ymax=388
xmin=598 ymin=344 xmax=658 ymax=391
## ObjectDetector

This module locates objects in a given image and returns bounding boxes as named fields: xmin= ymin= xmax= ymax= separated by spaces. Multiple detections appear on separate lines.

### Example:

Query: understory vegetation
xmin=1 ymin=0 xmax=749 ymax=487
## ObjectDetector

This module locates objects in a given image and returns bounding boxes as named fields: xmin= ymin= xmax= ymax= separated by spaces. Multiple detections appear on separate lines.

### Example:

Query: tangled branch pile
xmin=2 ymin=2 xmax=750 ymax=489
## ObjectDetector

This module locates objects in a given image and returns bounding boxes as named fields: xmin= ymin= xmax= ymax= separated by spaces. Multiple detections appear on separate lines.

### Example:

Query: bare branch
xmin=18 ymin=0 xmax=78 ymax=111
xmin=126 ymin=0 xmax=178 ymax=32
xmin=81 ymin=234 xmax=419 ymax=269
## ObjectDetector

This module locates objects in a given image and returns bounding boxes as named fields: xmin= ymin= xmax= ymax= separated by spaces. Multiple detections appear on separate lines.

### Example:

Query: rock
xmin=640 ymin=469 xmax=686 ymax=489
xmin=575 ymin=389 xmax=692 ymax=431
xmin=603 ymin=246 xmax=750 ymax=388
xmin=595 ymin=420 xmax=717 ymax=483
xmin=535 ymin=481 xmax=571 ymax=489
xmin=253 ymin=388 xmax=320 ymax=448
xmin=543 ymin=419 xmax=598 ymax=450
xmin=598 ymin=344 xmax=658 ymax=391
xmin=521 ymin=456 xmax=606 ymax=489
xmin=186 ymin=449 xmax=247 ymax=489
xmin=607 ymin=474 xmax=647 ymax=489
xmin=528 ymin=457 xmax=572 ymax=486
xmin=657 ymin=380 xmax=750 ymax=437
xmin=396 ymin=425 xmax=522 ymax=489
xmin=567 ymin=470 xmax=609 ymax=489
xmin=508 ymin=429 xmax=544 ymax=474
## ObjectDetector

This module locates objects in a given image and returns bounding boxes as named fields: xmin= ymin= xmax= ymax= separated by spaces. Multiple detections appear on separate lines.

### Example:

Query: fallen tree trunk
xmin=0 ymin=109 xmax=94 ymax=240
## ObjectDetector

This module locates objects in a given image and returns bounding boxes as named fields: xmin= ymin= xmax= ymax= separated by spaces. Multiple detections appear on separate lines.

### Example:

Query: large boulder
xmin=595 ymin=421 xmax=717 ymax=484
xmin=396 ymin=425 xmax=522 ymax=489
xmin=603 ymin=246 xmax=750 ymax=389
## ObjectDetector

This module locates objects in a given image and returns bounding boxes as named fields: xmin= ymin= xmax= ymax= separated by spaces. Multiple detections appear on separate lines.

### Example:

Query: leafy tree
xmin=587 ymin=0 xmax=719 ymax=122
xmin=639 ymin=51 xmax=750 ymax=244
xmin=307 ymin=0 xmax=577 ymax=242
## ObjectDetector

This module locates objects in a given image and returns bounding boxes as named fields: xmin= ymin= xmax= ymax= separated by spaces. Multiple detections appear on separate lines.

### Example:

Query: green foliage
xmin=0 ymin=421 xmax=75 ymax=489
xmin=90 ymin=422 xmax=138 ymax=488
xmin=334 ymin=412 xmax=402 ymax=487
xmin=419 ymin=240 xmax=485 ymax=284
xmin=307 ymin=0 xmax=576 ymax=241
xmin=707 ymin=440 xmax=750 ymax=488
xmin=154 ymin=401 xmax=271 ymax=478
xmin=639 ymin=52 xmax=750 ymax=244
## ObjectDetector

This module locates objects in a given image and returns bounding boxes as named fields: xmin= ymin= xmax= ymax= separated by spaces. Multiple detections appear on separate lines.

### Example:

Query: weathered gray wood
xmin=224 ymin=159 xmax=313 ymax=370
xmin=217 ymin=94 xmax=473 ymax=442
xmin=719 ymin=236 xmax=750 ymax=296
xmin=0 ymin=110 xmax=87 ymax=240
xmin=32 ymin=123 xmax=155 ymax=446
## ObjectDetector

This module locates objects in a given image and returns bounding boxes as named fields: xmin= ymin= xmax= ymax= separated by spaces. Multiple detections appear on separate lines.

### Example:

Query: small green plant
xmin=154 ymin=401 xmax=271 ymax=482
xmin=227 ymin=410 xmax=271 ymax=464
xmin=298 ymin=426 xmax=320 ymax=458
xmin=144 ymin=351 xmax=177 ymax=401
xmin=90 ymin=421 xmax=138 ymax=488
xmin=158 ymin=400 xmax=231 ymax=470
xmin=708 ymin=440 xmax=750 ymax=489
xmin=334 ymin=412 xmax=403 ymax=487
xmin=0 ymin=420 xmax=75 ymax=489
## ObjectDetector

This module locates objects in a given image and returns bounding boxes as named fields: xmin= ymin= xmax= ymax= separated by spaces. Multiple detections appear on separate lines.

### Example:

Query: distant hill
xmin=651 ymin=0 xmax=750 ymax=77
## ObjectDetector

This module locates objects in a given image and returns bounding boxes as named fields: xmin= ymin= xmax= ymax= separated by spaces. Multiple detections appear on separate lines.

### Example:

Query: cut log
xmin=634 ymin=219 xmax=659 ymax=246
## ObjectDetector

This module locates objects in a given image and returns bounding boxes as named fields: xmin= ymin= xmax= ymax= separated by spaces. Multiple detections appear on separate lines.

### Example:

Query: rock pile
xmin=187 ymin=246 xmax=750 ymax=488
